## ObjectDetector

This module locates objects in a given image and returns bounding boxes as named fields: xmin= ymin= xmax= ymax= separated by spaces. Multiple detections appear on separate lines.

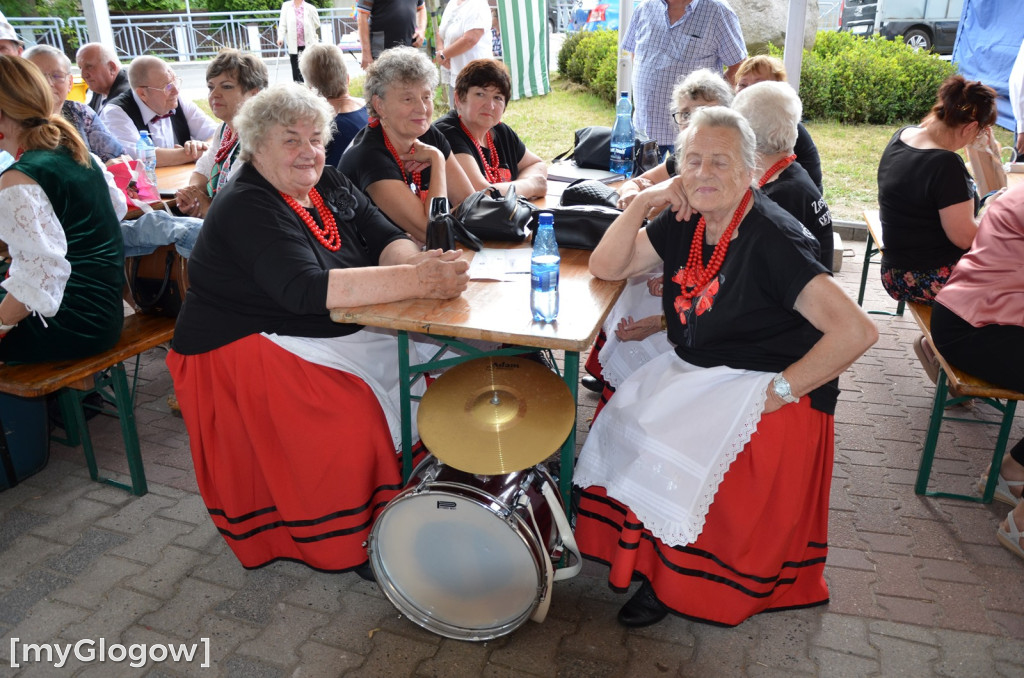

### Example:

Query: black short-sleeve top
xmin=339 ymin=122 xmax=453 ymax=197
xmin=434 ymin=110 xmax=526 ymax=181
xmin=172 ymin=163 xmax=409 ymax=355
xmin=877 ymin=126 xmax=977 ymax=270
xmin=646 ymin=190 xmax=837 ymax=413
xmin=760 ymin=161 xmax=833 ymax=270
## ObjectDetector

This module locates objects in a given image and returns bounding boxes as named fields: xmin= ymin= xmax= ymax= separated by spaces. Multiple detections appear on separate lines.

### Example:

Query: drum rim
xmin=367 ymin=480 xmax=549 ymax=641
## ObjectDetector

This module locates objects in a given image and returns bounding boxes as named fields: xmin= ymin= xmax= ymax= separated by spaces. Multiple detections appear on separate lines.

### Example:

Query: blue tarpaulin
xmin=952 ymin=0 xmax=1024 ymax=131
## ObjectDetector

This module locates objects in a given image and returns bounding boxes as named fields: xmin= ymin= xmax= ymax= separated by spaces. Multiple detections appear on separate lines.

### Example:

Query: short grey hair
xmin=299 ymin=43 xmax=350 ymax=99
xmin=671 ymin=68 xmax=734 ymax=114
xmin=674 ymin=106 xmax=758 ymax=178
xmin=76 ymin=42 xmax=119 ymax=67
xmin=363 ymin=46 xmax=438 ymax=118
xmin=233 ymin=82 xmax=335 ymax=162
xmin=23 ymin=44 xmax=71 ymax=73
xmin=732 ymin=81 xmax=801 ymax=156
xmin=127 ymin=55 xmax=169 ymax=88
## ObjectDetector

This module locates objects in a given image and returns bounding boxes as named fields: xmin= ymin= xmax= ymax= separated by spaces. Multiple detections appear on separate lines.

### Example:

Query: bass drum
xmin=367 ymin=456 xmax=561 ymax=641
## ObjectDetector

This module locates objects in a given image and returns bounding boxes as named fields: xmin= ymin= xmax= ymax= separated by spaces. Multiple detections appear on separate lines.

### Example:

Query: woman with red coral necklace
xmin=340 ymin=47 xmax=473 ymax=243
xmin=167 ymin=84 xmax=469 ymax=576
xmin=573 ymin=107 xmax=878 ymax=628
xmin=435 ymin=58 xmax=547 ymax=199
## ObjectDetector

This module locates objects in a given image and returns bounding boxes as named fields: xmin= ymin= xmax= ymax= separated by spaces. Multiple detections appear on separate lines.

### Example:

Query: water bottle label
xmin=531 ymin=269 xmax=559 ymax=292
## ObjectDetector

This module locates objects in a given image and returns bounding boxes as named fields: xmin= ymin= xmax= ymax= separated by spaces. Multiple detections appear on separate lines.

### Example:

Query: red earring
xmin=0 ymin=132 xmax=5 ymax=140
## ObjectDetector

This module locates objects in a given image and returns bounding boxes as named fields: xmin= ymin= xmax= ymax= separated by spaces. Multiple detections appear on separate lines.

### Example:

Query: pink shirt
xmin=295 ymin=3 xmax=306 ymax=45
xmin=936 ymin=182 xmax=1024 ymax=327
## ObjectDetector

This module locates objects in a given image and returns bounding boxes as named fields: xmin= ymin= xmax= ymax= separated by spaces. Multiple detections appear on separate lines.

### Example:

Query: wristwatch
xmin=437 ymin=51 xmax=446 ymax=61
xmin=771 ymin=373 xmax=799 ymax=404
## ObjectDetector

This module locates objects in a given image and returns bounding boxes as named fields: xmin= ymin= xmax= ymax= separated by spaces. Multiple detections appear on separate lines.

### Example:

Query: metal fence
xmin=818 ymin=0 xmax=844 ymax=32
xmin=5 ymin=16 xmax=69 ymax=52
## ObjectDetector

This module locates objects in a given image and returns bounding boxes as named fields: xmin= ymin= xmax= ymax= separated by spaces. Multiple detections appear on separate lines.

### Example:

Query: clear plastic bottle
xmin=609 ymin=91 xmax=633 ymax=177
xmin=531 ymin=212 xmax=560 ymax=322
xmin=136 ymin=130 xmax=158 ymax=190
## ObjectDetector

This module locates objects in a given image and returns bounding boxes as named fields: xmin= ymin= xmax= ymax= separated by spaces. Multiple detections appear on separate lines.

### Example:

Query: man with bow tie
xmin=101 ymin=55 xmax=217 ymax=167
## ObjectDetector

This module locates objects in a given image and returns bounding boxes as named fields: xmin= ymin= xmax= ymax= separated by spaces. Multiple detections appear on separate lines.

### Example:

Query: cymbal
xmin=417 ymin=356 xmax=576 ymax=475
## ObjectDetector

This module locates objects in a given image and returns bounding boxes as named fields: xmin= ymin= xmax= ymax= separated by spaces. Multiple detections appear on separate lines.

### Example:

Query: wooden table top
xmin=155 ymin=163 xmax=197 ymax=196
xmin=330 ymin=244 xmax=623 ymax=352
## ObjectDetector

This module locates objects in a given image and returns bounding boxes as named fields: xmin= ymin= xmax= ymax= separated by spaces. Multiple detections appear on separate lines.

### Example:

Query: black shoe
xmin=581 ymin=376 xmax=604 ymax=393
xmin=617 ymin=581 xmax=668 ymax=627
xmin=354 ymin=561 xmax=376 ymax=582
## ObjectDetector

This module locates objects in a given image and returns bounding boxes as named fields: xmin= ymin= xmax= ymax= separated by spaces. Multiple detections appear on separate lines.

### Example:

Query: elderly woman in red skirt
xmin=574 ymin=107 xmax=878 ymax=627
xmin=167 ymin=83 xmax=468 ymax=575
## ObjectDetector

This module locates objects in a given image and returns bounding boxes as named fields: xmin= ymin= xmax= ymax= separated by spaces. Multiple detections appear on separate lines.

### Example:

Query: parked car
xmin=839 ymin=0 xmax=963 ymax=55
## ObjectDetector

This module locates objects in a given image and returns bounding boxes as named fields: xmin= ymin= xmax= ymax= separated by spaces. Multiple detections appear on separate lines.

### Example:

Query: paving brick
xmin=172 ymin=519 xmax=223 ymax=554
xmin=310 ymin=588 xmax=395 ymax=654
xmin=810 ymin=613 xmax=876 ymax=658
xmin=0 ymin=599 xmax=91 ymax=663
xmin=235 ymin=604 xmax=329 ymax=666
xmin=0 ymin=509 xmax=52 ymax=554
xmin=685 ymin=620 xmax=757 ymax=676
xmin=63 ymin=587 xmax=163 ymax=641
xmin=49 ymin=554 xmax=147 ymax=610
xmin=45 ymin=528 xmax=131 ymax=576
xmin=292 ymin=641 xmax=363 ymax=677
xmin=827 ymin=547 xmax=874 ymax=572
xmin=823 ymin=570 xmax=886 ymax=620
xmin=0 ymin=535 xmax=66 ymax=589
xmin=622 ymin=635 xmax=692 ymax=678
xmin=92 ymin=493 xmax=177 ymax=535
xmin=870 ymin=626 xmax=941 ymax=677
xmin=345 ymin=629 xmax=436 ymax=678
xmin=808 ymin=647 xmax=881 ymax=678
xmin=557 ymin=597 xmax=626 ymax=666
xmin=191 ymin=550 xmax=250 ymax=590
xmin=107 ymin=516 xmax=195 ymax=566
xmin=282 ymin=572 xmax=345 ymax=615
xmin=124 ymin=545 xmax=212 ymax=600
xmin=139 ymin=578 xmax=236 ymax=639
xmin=487 ymin=616 xmax=576 ymax=678
xmin=413 ymin=638 xmax=490 ymax=677
xmin=0 ymin=570 xmax=73 ymax=626
xmin=221 ymin=655 xmax=286 ymax=678
xmin=156 ymin=494 xmax=212 ymax=526
xmin=27 ymin=497 xmax=115 ymax=545
xmin=214 ymin=568 xmax=304 ymax=627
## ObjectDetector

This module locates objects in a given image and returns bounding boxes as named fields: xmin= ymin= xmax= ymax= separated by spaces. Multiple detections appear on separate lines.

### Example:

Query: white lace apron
xmin=573 ymin=351 xmax=775 ymax=547
xmin=597 ymin=276 xmax=675 ymax=388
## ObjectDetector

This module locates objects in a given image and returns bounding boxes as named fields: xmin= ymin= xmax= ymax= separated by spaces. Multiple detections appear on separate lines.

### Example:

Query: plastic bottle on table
xmin=136 ymin=130 xmax=158 ymax=190
xmin=531 ymin=212 xmax=560 ymax=323
xmin=609 ymin=91 xmax=633 ymax=177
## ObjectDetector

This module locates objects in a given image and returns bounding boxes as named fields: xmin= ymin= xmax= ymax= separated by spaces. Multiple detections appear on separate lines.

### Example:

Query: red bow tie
xmin=150 ymin=111 xmax=173 ymax=123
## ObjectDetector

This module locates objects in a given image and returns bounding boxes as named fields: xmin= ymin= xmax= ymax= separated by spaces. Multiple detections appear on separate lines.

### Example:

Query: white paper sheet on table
xmin=468 ymin=247 xmax=532 ymax=281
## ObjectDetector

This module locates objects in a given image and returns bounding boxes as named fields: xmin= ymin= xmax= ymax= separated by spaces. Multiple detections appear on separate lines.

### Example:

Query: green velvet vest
xmin=0 ymin=148 xmax=124 ymax=364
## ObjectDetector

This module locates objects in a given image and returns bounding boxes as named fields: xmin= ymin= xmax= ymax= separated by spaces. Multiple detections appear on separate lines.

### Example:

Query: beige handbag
xmin=966 ymin=127 xmax=1007 ymax=197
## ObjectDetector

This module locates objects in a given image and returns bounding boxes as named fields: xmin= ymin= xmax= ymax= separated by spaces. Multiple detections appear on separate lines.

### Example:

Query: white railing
xmin=818 ymin=0 xmax=844 ymax=32
xmin=5 ymin=16 xmax=68 ymax=51
xmin=65 ymin=9 xmax=359 ymax=61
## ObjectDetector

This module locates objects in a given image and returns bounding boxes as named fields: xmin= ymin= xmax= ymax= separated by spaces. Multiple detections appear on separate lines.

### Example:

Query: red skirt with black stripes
xmin=574 ymin=399 xmax=834 ymax=627
xmin=167 ymin=333 xmax=410 ymax=573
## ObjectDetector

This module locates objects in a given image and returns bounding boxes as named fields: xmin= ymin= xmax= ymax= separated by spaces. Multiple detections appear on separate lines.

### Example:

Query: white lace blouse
xmin=0 ymin=157 xmax=126 ymax=317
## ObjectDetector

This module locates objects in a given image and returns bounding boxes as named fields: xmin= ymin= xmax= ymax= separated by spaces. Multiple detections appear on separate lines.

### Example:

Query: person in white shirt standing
xmin=1010 ymin=38 xmax=1024 ymax=159
xmin=100 ymin=56 xmax=217 ymax=167
xmin=277 ymin=0 xmax=321 ymax=83
xmin=435 ymin=0 xmax=492 ymax=108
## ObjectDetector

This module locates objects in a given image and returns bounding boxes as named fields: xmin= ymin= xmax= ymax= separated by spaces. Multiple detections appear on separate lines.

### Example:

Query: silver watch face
xmin=773 ymin=374 xmax=794 ymax=401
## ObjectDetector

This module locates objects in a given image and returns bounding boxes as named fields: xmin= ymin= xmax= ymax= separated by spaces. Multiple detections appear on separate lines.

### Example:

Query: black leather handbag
xmin=553 ymin=126 xmax=660 ymax=176
xmin=559 ymin=179 xmax=620 ymax=209
xmin=426 ymin=197 xmax=482 ymax=251
xmin=529 ymin=204 xmax=622 ymax=250
xmin=453 ymin=185 xmax=533 ymax=243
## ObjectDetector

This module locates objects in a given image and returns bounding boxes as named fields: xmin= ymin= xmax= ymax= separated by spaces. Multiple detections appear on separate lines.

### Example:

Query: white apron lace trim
xmin=573 ymin=351 xmax=775 ymax=547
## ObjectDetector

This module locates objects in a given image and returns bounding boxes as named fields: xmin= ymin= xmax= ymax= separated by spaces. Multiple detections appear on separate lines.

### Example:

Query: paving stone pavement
xmin=1 ymin=239 xmax=1022 ymax=677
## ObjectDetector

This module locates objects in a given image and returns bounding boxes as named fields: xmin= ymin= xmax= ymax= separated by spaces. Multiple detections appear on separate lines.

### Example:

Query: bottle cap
xmin=538 ymin=212 xmax=553 ymax=227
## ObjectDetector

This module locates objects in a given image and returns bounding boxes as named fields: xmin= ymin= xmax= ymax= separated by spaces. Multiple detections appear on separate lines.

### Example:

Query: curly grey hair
xmin=233 ymin=82 xmax=335 ymax=162
xmin=671 ymin=68 xmax=734 ymax=115
xmin=299 ymin=43 xmax=350 ymax=99
xmin=363 ymin=46 xmax=438 ymax=118
xmin=731 ymin=81 xmax=801 ymax=157
xmin=23 ymin=43 xmax=72 ymax=74
xmin=674 ymin=106 xmax=758 ymax=180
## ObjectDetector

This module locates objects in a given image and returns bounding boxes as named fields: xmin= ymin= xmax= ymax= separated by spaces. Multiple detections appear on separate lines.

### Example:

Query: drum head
xmin=369 ymin=488 xmax=542 ymax=641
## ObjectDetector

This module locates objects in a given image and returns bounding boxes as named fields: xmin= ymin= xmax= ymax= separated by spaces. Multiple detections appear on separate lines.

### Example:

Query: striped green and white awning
xmin=497 ymin=0 xmax=550 ymax=100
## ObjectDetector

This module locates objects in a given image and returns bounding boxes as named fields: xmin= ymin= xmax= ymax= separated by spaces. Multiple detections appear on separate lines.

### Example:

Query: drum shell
xmin=367 ymin=456 xmax=561 ymax=641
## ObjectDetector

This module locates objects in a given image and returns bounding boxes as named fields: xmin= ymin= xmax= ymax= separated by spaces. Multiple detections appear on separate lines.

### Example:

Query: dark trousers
xmin=289 ymin=45 xmax=305 ymax=83
xmin=931 ymin=301 xmax=1024 ymax=464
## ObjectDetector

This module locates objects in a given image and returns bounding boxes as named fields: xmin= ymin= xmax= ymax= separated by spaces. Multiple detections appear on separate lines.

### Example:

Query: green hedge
xmin=558 ymin=29 xmax=956 ymax=123
xmin=559 ymin=29 xmax=620 ymax=104
xmin=796 ymin=32 xmax=956 ymax=124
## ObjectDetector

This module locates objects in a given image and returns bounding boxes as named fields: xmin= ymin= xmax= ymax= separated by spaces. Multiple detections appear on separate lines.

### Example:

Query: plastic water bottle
xmin=136 ymin=130 xmax=158 ymax=189
xmin=531 ymin=212 xmax=560 ymax=323
xmin=609 ymin=91 xmax=633 ymax=177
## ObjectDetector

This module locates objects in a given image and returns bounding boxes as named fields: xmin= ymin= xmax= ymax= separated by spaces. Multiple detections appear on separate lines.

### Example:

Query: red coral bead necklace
xmin=758 ymin=154 xmax=797 ymax=187
xmin=279 ymin=188 xmax=341 ymax=252
xmin=675 ymin=188 xmax=752 ymax=300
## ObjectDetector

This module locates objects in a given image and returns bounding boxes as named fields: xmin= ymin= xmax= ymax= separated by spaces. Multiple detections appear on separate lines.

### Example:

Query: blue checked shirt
xmin=623 ymin=0 xmax=746 ymax=146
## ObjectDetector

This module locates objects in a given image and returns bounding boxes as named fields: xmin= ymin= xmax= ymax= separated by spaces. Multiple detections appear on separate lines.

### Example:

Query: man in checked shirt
xmin=623 ymin=0 xmax=747 ymax=155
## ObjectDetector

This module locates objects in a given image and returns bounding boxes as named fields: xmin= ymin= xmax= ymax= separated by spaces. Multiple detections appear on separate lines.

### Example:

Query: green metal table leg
xmin=560 ymin=351 xmax=579 ymax=513
xmin=397 ymin=331 xmax=414 ymax=483
xmin=857 ymin=231 xmax=876 ymax=307
xmin=915 ymin=369 xmax=948 ymax=495
xmin=110 ymin=363 xmax=147 ymax=496
xmin=981 ymin=399 xmax=1018 ymax=503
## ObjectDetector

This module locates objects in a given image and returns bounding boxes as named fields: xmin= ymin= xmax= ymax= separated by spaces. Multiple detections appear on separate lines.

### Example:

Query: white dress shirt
xmin=100 ymin=91 xmax=217 ymax=159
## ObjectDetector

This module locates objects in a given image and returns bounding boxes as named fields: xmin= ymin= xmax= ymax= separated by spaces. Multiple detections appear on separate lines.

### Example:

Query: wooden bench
xmin=908 ymin=302 xmax=1023 ymax=503
xmin=0 ymin=313 xmax=176 ymax=496
xmin=856 ymin=210 xmax=905 ymax=317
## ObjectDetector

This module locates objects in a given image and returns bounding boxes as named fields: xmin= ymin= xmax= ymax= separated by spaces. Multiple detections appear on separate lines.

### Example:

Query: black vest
xmin=106 ymin=90 xmax=191 ymax=147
